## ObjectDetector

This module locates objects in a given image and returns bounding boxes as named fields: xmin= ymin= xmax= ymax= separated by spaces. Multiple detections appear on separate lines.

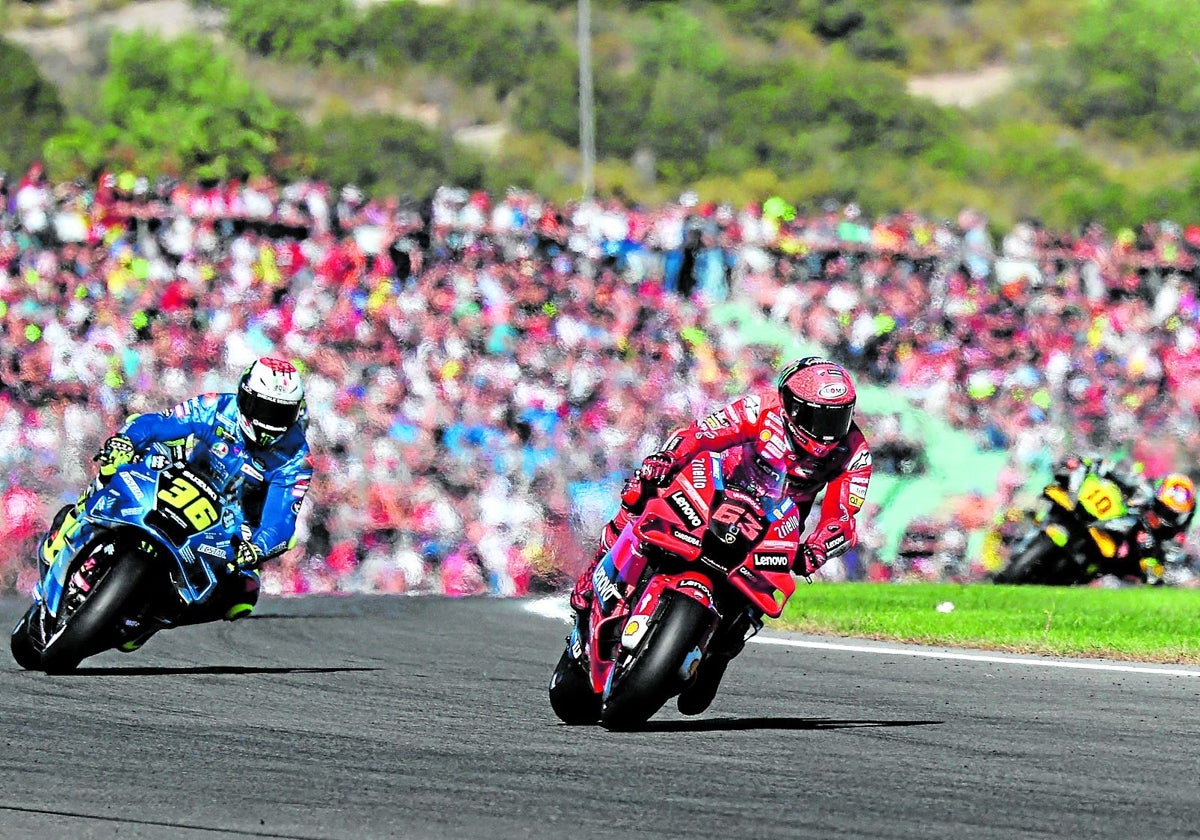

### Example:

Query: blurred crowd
xmin=4 ymin=162 xmax=1200 ymax=593
xmin=742 ymin=204 xmax=1200 ymax=582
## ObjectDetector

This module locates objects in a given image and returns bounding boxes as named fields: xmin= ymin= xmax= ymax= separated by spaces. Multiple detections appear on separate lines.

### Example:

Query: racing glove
xmin=95 ymin=434 xmax=136 ymax=477
xmin=795 ymin=543 xmax=825 ymax=576
xmin=228 ymin=539 xmax=262 ymax=573
xmin=797 ymin=521 xmax=853 ymax=575
xmin=637 ymin=450 xmax=679 ymax=486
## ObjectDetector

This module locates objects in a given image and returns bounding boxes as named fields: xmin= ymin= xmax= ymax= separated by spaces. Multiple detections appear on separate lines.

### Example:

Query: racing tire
xmin=548 ymin=649 xmax=601 ymax=725
xmin=994 ymin=533 xmax=1064 ymax=585
xmin=600 ymin=593 xmax=714 ymax=731
xmin=40 ymin=553 xmax=149 ymax=674
xmin=10 ymin=605 xmax=42 ymax=671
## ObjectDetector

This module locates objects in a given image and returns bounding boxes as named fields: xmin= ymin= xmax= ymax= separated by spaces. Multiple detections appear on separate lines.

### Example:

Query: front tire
xmin=549 ymin=649 xmax=601 ymax=725
xmin=995 ymin=533 xmax=1068 ymax=585
xmin=40 ymin=553 xmax=149 ymax=673
xmin=600 ymin=593 xmax=714 ymax=730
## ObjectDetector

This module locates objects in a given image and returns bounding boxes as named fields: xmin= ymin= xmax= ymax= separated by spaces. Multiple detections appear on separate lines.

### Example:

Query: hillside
xmin=3 ymin=0 xmax=1199 ymax=228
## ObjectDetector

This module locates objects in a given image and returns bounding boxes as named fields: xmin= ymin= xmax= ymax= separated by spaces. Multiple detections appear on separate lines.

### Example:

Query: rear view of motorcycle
xmin=549 ymin=444 xmax=800 ymax=729
xmin=11 ymin=447 xmax=248 ymax=672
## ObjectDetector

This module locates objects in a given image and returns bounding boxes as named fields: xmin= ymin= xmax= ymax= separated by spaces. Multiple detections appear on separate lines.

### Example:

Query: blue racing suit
xmin=121 ymin=392 xmax=313 ymax=560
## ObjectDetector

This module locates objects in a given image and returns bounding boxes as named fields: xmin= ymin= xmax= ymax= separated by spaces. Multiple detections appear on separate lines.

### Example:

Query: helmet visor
xmin=783 ymin=396 xmax=853 ymax=442
xmin=238 ymin=389 xmax=301 ymax=439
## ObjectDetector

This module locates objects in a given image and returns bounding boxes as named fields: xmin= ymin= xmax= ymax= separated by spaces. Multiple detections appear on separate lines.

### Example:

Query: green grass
xmin=772 ymin=583 xmax=1200 ymax=664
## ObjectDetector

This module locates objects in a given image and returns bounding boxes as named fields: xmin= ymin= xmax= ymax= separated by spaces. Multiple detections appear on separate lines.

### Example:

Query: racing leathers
xmin=39 ymin=392 xmax=313 ymax=633
xmin=570 ymin=389 xmax=873 ymax=613
xmin=1053 ymin=455 xmax=1188 ymax=581
xmin=121 ymin=392 xmax=313 ymax=562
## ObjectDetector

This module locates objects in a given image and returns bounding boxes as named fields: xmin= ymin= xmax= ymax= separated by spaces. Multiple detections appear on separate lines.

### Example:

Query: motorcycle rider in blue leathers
xmin=36 ymin=357 xmax=313 ymax=650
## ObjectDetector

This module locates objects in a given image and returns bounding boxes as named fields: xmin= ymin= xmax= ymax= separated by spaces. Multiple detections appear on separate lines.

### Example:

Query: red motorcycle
xmin=549 ymin=444 xmax=800 ymax=729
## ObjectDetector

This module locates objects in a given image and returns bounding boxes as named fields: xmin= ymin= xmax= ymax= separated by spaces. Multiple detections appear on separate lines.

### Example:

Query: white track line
xmin=751 ymin=635 xmax=1200 ymax=677
xmin=525 ymin=596 xmax=1200 ymax=678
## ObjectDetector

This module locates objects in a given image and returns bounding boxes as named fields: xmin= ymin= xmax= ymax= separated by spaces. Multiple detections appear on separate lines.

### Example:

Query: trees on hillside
xmin=1036 ymin=0 xmax=1200 ymax=147
xmin=0 ymin=38 xmax=65 ymax=178
xmin=45 ymin=32 xmax=304 ymax=179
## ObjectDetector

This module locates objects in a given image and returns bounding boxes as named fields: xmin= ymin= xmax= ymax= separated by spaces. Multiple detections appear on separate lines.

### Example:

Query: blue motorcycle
xmin=11 ymin=448 xmax=246 ymax=672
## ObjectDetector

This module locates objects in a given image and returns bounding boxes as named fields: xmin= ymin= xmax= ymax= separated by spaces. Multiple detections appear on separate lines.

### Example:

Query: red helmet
xmin=777 ymin=357 xmax=857 ymax=457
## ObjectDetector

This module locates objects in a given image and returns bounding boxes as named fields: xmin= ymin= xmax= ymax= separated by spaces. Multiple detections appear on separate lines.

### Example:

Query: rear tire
xmin=40 ymin=553 xmax=149 ymax=673
xmin=548 ymin=649 xmax=601 ymax=725
xmin=995 ymin=533 xmax=1065 ymax=585
xmin=600 ymin=593 xmax=714 ymax=730
xmin=10 ymin=606 xmax=42 ymax=670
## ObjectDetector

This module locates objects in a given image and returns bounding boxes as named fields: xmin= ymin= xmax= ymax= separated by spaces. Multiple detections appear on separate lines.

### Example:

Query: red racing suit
xmin=571 ymin=389 xmax=872 ymax=610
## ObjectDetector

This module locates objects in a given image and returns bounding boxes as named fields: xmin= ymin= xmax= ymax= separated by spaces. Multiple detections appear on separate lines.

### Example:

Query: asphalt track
xmin=2 ymin=594 xmax=1198 ymax=840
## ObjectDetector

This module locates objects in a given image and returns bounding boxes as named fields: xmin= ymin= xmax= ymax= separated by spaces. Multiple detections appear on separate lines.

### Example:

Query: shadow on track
xmin=58 ymin=665 xmax=381 ymax=677
xmin=635 ymin=716 xmax=944 ymax=733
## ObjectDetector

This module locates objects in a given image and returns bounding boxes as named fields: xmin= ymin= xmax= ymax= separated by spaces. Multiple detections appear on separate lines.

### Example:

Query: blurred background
xmin=2 ymin=0 xmax=1200 ymax=595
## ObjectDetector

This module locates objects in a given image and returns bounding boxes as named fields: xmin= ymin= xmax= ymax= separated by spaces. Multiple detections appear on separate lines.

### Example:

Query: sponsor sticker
xmin=672 ymin=529 xmax=702 ymax=547
xmin=777 ymin=514 xmax=800 ymax=537
xmin=668 ymin=491 xmax=704 ymax=529
xmin=676 ymin=578 xmax=714 ymax=603
xmin=817 ymin=382 xmax=849 ymax=400
xmin=623 ymin=619 xmax=641 ymax=637
xmin=743 ymin=396 xmax=761 ymax=424
xmin=592 ymin=561 xmax=622 ymax=607
xmin=242 ymin=463 xmax=264 ymax=481
xmin=197 ymin=543 xmax=227 ymax=559
xmin=754 ymin=553 xmax=792 ymax=570
xmin=702 ymin=412 xmax=730 ymax=431
xmin=848 ymin=450 xmax=873 ymax=471
xmin=690 ymin=461 xmax=708 ymax=489
xmin=212 ymin=441 xmax=229 ymax=458
xmin=119 ymin=473 xmax=145 ymax=501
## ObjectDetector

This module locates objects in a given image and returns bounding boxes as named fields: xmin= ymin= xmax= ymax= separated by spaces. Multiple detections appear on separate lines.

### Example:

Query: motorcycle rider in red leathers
xmin=569 ymin=357 xmax=872 ymax=714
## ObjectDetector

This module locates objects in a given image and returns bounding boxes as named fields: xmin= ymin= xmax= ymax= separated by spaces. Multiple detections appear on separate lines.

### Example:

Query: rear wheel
xmin=600 ymin=593 xmax=715 ymax=730
xmin=548 ymin=649 xmax=601 ymax=725
xmin=40 ymin=552 xmax=149 ymax=673
xmin=995 ymin=533 xmax=1070 ymax=585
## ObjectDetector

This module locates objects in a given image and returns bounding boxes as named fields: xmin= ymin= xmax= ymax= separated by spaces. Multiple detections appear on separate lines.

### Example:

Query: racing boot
xmin=184 ymin=568 xmax=261 ymax=625
xmin=676 ymin=612 xmax=759 ymax=716
xmin=118 ymin=619 xmax=162 ymax=653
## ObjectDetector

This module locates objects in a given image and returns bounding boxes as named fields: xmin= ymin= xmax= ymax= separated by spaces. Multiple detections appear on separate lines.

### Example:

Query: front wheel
xmin=10 ymin=606 xmax=42 ymax=670
xmin=994 ymin=533 xmax=1072 ymax=585
xmin=40 ymin=552 xmax=149 ymax=673
xmin=600 ymin=593 xmax=715 ymax=730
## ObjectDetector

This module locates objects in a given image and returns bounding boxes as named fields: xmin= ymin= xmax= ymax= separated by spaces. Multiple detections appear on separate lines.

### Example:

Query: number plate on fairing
xmin=1077 ymin=475 xmax=1126 ymax=522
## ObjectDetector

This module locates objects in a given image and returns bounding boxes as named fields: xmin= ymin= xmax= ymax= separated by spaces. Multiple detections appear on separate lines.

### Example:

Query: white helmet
xmin=237 ymin=357 xmax=304 ymax=447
